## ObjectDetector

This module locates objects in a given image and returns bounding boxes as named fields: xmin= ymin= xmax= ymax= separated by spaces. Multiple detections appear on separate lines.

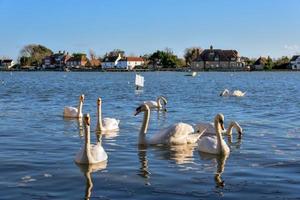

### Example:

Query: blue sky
xmin=0 ymin=0 xmax=300 ymax=60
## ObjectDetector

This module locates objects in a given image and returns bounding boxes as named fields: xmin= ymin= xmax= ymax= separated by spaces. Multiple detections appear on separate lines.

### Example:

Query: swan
xmin=195 ymin=120 xmax=242 ymax=138
xmin=134 ymin=104 xmax=205 ymax=145
xmin=143 ymin=96 xmax=167 ymax=110
xmin=63 ymin=94 xmax=85 ymax=118
xmin=197 ymin=113 xmax=230 ymax=155
xmin=75 ymin=114 xmax=108 ymax=164
xmin=220 ymin=89 xmax=246 ymax=97
xmin=96 ymin=98 xmax=120 ymax=132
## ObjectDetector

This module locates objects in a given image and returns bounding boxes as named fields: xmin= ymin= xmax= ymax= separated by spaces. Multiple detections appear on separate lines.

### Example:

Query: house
xmin=116 ymin=57 xmax=144 ymax=70
xmin=42 ymin=51 xmax=71 ymax=69
xmin=253 ymin=57 xmax=267 ymax=70
xmin=0 ymin=59 xmax=14 ymax=70
xmin=191 ymin=46 xmax=245 ymax=70
xmin=290 ymin=55 xmax=300 ymax=70
xmin=66 ymin=54 xmax=88 ymax=69
xmin=101 ymin=54 xmax=122 ymax=69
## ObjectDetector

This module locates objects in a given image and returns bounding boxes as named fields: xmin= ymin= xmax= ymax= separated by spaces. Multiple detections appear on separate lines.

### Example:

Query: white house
xmin=0 ymin=59 xmax=14 ymax=70
xmin=102 ymin=54 xmax=144 ymax=70
xmin=102 ymin=54 xmax=122 ymax=69
xmin=290 ymin=55 xmax=300 ymax=70
xmin=116 ymin=57 xmax=144 ymax=70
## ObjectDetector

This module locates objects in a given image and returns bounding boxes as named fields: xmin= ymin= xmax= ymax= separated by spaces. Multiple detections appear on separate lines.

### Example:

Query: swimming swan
xmin=196 ymin=121 xmax=242 ymax=138
xmin=197 ymin=113 xmax=230 ymax=155
xmin=96 ymin=98 xmax=120 ymax=132
xmin=63 ymin=94 xmax=84 ymax=118
xmin=134 ymin=104 xmax=205 ymax=145
xmin=75 ymin=114 xmax=108 ymax=164
xmin=143 ymin=96 xmax=167 ymax=110
xmin=220 ymin=89 xmax=246 ymax=97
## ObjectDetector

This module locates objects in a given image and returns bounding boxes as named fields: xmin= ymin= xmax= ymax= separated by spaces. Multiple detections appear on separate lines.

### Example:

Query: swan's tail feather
xmin=187 ymin=129 xmax=207 ymax=144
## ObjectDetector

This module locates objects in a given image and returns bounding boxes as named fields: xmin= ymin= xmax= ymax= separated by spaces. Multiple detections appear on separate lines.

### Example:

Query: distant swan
xmin=63 ymin=94 xmax=84 ymax=118
xmin=143 ymin=96 xmax=167 ymax=111
xmin=134 ymin=104 xmax=205 ymax=145
xmin=96 ymin=98 xmax=120 ymax=132
xmin=75 ymin=114 xmax=108 ymax=164
xmin=220 ymin=89 xmax=246 ymax=97
xmin=197 ymin=113 xmax=230 ymax=155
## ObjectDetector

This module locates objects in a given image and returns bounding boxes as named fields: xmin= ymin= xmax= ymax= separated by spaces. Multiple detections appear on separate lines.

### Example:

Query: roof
xmin=194 ymin=48 xmax=239 ymax=62
xmin=0 ymin=59 xmax=13 ymax=63
xmin=290 ymin=55 xmax=300 ymax=61
xmin=121 ymin=57 xmax=144 ymax=62
xmin=254 ymin=57 xmax=267 ymax=65
xmin=103 ymin=56 xmax=120 ymax=62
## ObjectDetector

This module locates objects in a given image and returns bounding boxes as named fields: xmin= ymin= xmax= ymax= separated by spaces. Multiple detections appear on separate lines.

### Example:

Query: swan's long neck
xmin=226 ymin=123 xmax=234 ymax=136
xmin=214 ymin=118 xmax=226 ymax=155
xmin=84 ymin=125 xmax=92 ymax=162
xmin=157 ymin=97 xmax=162 ymax=109
xmin=78 ymin=100 xmax=83 ymax=117
xmin=139 ymin=108 xmax=150 ymax=145
xmin=97 ymin=102 xmax=104 ymax=130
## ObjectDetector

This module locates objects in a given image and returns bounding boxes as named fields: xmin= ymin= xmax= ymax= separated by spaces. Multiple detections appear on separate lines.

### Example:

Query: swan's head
xmin=220 ymin=89 xmax=229 ymax=96
xmin=80 ymin=94 xmax=85 ymax=102
xmin=97 ymin=97 xmax=102 ymax=106
xmin=84 ymin=113 xmax=90 ymax=126
xmin=215 ymin=113 xmax=225 ymax=130
xmin=158 ymin=96 xmax=168 ymax=105
xmin=134 ymin=104 xmax=150 ymax=116
xmin=229 ymin=121 xmax=243 ymax=137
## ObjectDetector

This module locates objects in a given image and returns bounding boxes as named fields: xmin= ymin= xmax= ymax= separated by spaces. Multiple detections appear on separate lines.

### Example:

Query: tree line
xmin=17 ymin=44 xmax=291 ymax=70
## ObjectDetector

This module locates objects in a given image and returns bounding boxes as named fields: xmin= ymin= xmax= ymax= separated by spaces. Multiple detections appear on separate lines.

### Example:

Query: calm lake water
xmin=0 ymin=72 xmax=299 ymax=199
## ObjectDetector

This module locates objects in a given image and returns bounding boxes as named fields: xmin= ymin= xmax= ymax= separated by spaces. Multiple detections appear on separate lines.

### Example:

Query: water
xmin=0 ymin=72 xmax=299 ymax=199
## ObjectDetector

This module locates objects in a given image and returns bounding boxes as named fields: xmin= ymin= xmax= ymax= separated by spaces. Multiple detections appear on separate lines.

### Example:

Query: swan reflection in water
xmin=198 ymin=152 xmax=229 ymax=188
xmin=76 ymin=161 xmax=107 ymax=200
xmin=137 ymin=146 xmax=151 ymax=185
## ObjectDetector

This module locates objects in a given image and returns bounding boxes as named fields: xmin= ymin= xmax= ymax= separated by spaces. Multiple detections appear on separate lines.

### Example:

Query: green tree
xmin=273 ymin=56 xmax=290 ymax=69
xmin=264 ymin=56 xmax=274 ymax=70
xmin=19 ymin=44 xmax=53 ymax=66
xmin=105 ymin=49 xmax=125 ymax=58
xmin=149 ymin=49 xmax=183 ymax=68
xmin=184 ymin=47 xmax=202 ymax=66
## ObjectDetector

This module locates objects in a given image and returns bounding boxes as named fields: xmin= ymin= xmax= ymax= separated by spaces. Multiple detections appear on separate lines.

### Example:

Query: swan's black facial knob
xmin=134 ymin=106 xmax=142 ymax=116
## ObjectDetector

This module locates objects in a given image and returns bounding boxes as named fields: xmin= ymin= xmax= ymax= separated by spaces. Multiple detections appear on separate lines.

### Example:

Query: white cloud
xmin=284 ymin=44 xmax=299 ymax=51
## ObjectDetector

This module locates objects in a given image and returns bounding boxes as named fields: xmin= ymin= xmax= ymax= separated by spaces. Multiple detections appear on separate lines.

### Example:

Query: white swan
xmin=143 ymin=96 xmax=167 ymax=110
xmin=75 ymin=114 xmax=108 ymax=164
xmin=63 ymin=94 xmax=84 ymax=118
xmin=195 ymin=120 xmax=242 ymax=138
xmin=96 ymin=98 xmax=120 ymax=132
xmin=134 ymin=104 xmax=205 ymax=145
xmin=197 ymin=113 xmax=230 ymax=155
xmin=220 ymin=89 xmax=246 ymax=97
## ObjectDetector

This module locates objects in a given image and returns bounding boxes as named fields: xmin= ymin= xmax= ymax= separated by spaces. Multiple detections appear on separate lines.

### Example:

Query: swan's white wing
xmin=232 ymin=90 xmax=246 ymax=97
xmin=149 ymin=123 xmax=194 ymax=145
xmin=91 ymin=144 xmax=108 ymax=163
xmin=75 ymin=146 xmax=88 ymax=164
xmin=197 ymin=136 xmax=219 ymax=154
xmin=102 ymin=117 xmax=120 ymax=131
xmin=143 ymin=101 xmax=158 ymax=108
xmin=195 ymin=122 xmax=215 ymax=137
xmin=64 ymin=106 xmax=78 ymax=118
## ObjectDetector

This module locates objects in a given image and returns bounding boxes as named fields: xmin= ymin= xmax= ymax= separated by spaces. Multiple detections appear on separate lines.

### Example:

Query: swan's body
xmin=64 ymin=94 xmax=84 ymax=118
xmin=143 ymin=96 xmax=167 ymax=110
xmin=96 ymin=98 xmax=120 ymax=132
xmin=232 ymin=90 xmax=246 ymax=97
xmin=220 ymin=89 xmax=246 ymax=97
xmin=75 ymin=114 xmax=108 ymax=164
xmin=197 ymin=114 xmax=230 ymax=155
xmin=134 ymin=104 xmax=205 ymax=145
